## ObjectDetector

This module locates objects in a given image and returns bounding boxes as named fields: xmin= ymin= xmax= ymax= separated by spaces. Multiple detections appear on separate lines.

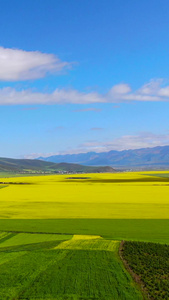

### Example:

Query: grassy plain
xmin=0 ymin=233 xmax=142 ymax=300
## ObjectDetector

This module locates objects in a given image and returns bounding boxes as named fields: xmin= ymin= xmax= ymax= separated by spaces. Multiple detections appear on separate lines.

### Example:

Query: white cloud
xmin=79 ymin=132 xmax=169 ymax=152
xmin=78 ymin=132 xmax=169 ymax=153
xmin=24 ymin=152 xmax=58 ymax=159
xmin=109 ymin=83 xmax=131 ymax=95
xmin=158 ymin=86 xmax=169 ymax=97
xmin=25 ymin=132 xmax=169 ymax=159
xmin=1 ymin=78 xmax=169 ymax=105
xmin=0 ymin=87 xmax=104 ymax=105
xmin=108 ymin=132 xmax=169 ymax=150
xmin=107 ymin=79 xmax=169 ymax=102
xmin=138 ymin=79 xmax=163 ymax=95
xmin=0 ymin=47 xmax=71 ymax=81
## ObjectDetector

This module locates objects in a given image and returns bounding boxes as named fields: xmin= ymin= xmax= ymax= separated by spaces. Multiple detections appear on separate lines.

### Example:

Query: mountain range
xmin=38 ymin=145 xmax=169 ymax=169
xmin=0 ymin=158 xmax=115 ymax=174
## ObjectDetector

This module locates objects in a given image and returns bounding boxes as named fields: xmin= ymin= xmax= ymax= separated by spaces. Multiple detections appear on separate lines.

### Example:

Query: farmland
xmin=0 ymin=171 xmax=169 ymax=298
xmin=1 ymin=171 xmax=169 ymax=220
xmin=0 ymin=233 xmax=142 ymax=299
xmin=122 ymin=241 xmax=169 ymax=299
xmin=0 ymin=171 xmax=169 ymax=243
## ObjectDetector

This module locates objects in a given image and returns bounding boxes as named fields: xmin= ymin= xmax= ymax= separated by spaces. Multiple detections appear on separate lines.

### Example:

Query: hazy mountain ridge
xmin=38 ymin=145 xmax=169 ymax=168
xmin=0 ymin=158 xmax=115 ymax=174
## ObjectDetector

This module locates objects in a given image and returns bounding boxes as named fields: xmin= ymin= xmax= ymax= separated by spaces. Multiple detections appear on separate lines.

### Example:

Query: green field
xmin=0 ymin=219 xmax=169 ymax=244
xmin=0 ymin=233 xmax=142 ymax=300
xmin=0 ymin=232 xmax=72 ymax=248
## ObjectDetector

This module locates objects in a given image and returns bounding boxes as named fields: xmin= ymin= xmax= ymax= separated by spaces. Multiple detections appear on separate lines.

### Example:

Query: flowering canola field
xmin=0 ymin=171 xmax=169 ymax=219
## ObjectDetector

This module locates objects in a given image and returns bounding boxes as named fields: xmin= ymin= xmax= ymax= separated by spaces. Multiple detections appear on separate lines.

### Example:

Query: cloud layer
xmin=0 ymin=47 xmax=71 ymax=81
xmin=25 ymin=132 xmax=169 ymax=159
xmin=0 ymin=87 xmax=104 ymax=104
xmin=1 ymin=79 xmax=169 ymax=105
xmin=78 ymin=132 xmax=169 ymax=152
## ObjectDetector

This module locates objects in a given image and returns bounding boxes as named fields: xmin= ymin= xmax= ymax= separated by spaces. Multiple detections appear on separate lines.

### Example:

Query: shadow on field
xmin=63 ymin=176 xmax=169 ymax=183
xmin=0 ymin=182 xmax=32 ymax=185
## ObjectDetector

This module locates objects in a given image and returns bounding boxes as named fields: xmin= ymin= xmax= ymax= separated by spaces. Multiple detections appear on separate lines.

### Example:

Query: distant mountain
xmin=0 ymin=158 xmax=115 ymax=174
xmin=38 ymin=145 xmax=169 ymax=168
xmin=0 ymin=158 xmax=56 ymax=173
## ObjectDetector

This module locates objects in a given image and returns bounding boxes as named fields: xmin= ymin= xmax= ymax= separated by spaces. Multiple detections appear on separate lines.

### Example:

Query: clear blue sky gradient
xmin=1 ymin=0 xmax=169 ymax=157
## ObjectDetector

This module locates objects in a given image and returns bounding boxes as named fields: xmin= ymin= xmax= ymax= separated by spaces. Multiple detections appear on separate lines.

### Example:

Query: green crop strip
xmin=0 ymin=219 xmax=169 ymax=244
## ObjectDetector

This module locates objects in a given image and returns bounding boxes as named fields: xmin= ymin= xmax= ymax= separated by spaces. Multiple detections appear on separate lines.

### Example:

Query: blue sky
xmin=1 ymin=0 xmax=169 ymax=158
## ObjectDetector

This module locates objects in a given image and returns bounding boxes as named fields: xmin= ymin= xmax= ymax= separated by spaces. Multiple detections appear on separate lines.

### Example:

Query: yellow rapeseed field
xmin=55 ymin=235 xmax=119 ymax=251
xmin=0 ymin=171 xmax=169 ymax=219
